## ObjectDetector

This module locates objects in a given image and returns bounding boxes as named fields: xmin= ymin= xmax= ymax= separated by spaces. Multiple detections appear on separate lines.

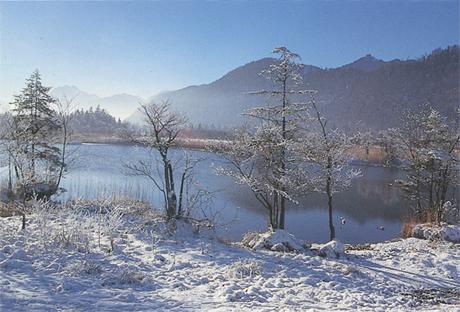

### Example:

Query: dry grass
xmin=0 ymin=202 xmax=17 ymax=218
xmin=349 ymin=146 xmax=388 ymax=163
xmin=401 ymin=218 xmax=416 ymax=238
xmin=401 ymin=210 xmax=439 ymax=238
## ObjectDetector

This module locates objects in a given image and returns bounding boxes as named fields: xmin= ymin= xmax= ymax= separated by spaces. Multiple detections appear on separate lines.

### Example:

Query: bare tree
xmin=376 ymin=129 xmax=399 ymax=166
xmin=53 ymin=95 xmax=78 ymax=192
xmin=123 ymin=100 xmax=195 ymax=220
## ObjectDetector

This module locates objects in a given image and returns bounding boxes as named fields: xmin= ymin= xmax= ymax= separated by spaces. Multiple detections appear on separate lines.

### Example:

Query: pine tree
xmin=10 ymin=70 xmax=61 ymax=191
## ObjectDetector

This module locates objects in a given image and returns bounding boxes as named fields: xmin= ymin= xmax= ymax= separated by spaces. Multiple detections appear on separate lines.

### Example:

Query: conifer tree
xmin=10 ymin=70 xmax=61 ymax=193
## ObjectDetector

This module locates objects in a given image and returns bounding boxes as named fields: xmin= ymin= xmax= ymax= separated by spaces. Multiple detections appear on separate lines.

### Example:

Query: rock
xmin=318 ymin=240 xmax=345 ymax=258
xmin=242 ymin=229 xmax=304 ymax=252
xmin=271 ymin=243 xmax=290 ymax=252
xmin=412 ymin=223 xmax=460 ymax=243
xmin=442 ymin=201 xmax=460 ymax=224
xmin=440 ymin=225 xmax=460 ymax=243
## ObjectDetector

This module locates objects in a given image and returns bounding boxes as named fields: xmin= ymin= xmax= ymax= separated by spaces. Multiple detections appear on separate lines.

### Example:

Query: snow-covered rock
xmin=412 ymin=223 xmax=460 ymax=243
xmin=241 ymin=229 xmax=304 ymax=251
xmin=318 ymin=240 xmax=345 ymax=258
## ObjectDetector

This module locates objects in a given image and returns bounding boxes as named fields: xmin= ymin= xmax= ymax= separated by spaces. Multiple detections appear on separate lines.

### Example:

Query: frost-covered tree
xmin=8 ymin=70 xmax=62 ymax=199
xmin=123 ymin=100 xmax=197 ymax=220
xmin=212 ymin=47 xmax=311 ymax=230
xmin=376 ymin=128 xmax=399 ymax=166
xmin=299 ymin=95 xmax=361 ymax=240
xmin=391 ymin=108 xmax=459 ymax=222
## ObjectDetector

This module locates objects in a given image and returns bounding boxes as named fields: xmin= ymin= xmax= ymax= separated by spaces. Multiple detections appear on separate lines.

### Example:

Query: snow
xmin=0 ymin=202 xmax=459 ymax=311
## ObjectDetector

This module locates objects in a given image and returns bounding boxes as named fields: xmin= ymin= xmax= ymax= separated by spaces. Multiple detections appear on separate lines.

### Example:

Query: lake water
xmin=47 ymin=143 xmax=412 ymax=244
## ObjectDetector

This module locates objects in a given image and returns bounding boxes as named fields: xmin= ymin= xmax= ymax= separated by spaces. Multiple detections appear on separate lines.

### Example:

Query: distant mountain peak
xmin=341 ymin=54 xmax=386 ymax=72
xmin=50 ymin=86 xmax=140 ymax=119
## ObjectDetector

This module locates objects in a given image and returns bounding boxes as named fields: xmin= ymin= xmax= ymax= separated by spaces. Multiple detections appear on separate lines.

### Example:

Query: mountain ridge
xmin=24 ymin=46 xmax=456 ymax=131
xmin=127 ymin=45 xmax=459 ymax=131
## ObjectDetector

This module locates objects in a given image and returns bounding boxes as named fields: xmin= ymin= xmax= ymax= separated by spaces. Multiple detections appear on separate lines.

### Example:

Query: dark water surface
xmin=48 ymin=143 xmax=412 ymax=244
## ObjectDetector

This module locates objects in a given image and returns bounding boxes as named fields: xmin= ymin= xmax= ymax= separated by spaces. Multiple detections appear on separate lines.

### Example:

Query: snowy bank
xmin=0 ymin=202 xmax=459 ymax=311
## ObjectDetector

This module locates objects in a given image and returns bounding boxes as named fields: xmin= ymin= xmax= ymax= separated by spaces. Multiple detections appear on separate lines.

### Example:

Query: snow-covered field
xmin=0 ymin=200 xmax=459 ymax=311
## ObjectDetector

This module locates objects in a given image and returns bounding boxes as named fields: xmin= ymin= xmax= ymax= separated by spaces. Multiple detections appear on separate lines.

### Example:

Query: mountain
xmin=50 ymin=86 xmax=141 ymax=119
xmin=127 ymin=46 xmax=459 ymax=131
xmin=340 ymin=54 xmax=386 ymax=72
xmin=126 ymin=59 xmax=321 ymax=127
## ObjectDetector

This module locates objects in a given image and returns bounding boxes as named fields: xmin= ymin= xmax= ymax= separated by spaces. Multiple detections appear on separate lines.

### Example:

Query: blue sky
xmin=0 ymin=1 xmax=458 ymax=101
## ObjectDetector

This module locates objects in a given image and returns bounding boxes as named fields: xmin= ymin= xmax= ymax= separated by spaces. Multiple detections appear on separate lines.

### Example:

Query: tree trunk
xmin=8 ymin=154 xmax=12 ymax=192
xmin=279 ymin=190 xmax=285 ymax=229
xmin=165 ymin=162 xmax=177 ymax=219
xmin=178 ymin=171 xmax=186 ymax=216
xmin=22 ymin=213 xmax=26 ymax=230
xmin=56 ymin=119 xmax=68 ymax=191
xmin=163 ymin=159 xmax=172 ymax=218
xmin=326 ymin=174 xmax=335 ymax=241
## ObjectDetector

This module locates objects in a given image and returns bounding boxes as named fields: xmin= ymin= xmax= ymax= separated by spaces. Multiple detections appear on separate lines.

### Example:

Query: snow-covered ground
xmin=0 ymin=200 xmax=459 ymax=311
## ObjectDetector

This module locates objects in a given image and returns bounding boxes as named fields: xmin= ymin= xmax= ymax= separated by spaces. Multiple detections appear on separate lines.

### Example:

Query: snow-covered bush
xmin=103 ymin=267 xmax=146 ymax=286
xmin=53 ymin=209 xmax=93 ymax=252
xmin=227 ymin=259 xmax=262 ymax=279
xmin=119 ymin=268 xmax=145 ymax=285
xmin=31 ymin=200 xmax=54 ymax=248
xmin=66 ymin=259 xmax=103 ymax=276
xmin=103 ymin=207 xmax=124 ymax=252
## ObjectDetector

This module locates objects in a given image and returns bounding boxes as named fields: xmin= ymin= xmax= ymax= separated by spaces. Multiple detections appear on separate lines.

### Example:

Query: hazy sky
xmin=0 ymin=1 xmax=458 ymax=101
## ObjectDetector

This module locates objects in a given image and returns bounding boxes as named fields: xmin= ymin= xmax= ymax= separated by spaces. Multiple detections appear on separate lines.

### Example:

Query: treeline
xmin=68 ymin=106 xmax=127 ymax=137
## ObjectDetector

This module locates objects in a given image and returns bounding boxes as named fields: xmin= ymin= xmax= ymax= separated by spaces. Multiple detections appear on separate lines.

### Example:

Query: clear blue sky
xmin=0 ymin=1 xmax=458 ymax=101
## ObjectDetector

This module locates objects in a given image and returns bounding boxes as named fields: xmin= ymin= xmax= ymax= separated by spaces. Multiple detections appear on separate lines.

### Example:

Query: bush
xmin=227 ymin=259 xmax=262 ymax=279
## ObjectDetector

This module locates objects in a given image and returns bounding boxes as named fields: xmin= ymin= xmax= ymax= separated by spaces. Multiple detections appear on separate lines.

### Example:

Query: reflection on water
xmin=2 ymin=143 xmax=433 ymax=243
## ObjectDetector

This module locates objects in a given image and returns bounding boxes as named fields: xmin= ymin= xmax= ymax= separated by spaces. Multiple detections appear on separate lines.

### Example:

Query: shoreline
xmin=69 ymin=137 xmax=398 ymax=166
